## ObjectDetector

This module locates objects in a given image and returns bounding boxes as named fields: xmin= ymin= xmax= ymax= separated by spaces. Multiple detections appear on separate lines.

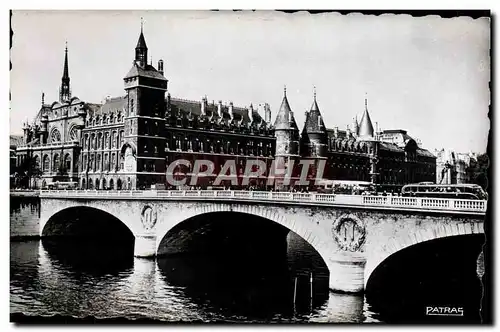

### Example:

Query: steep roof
xmin=124 ymin=62 xmax=167 ymax=81
xmin=136 ymin=30 xmax=147 ymax=49
xmin=170 ymin=97 xmax=265 ymax=126
xmin=274 ymin=89 xmax=299 ymax=131
xmin=358 ymin=99 xmax=374 ymax=139
xmin=303 ymin=93 xmax=326 ymax=134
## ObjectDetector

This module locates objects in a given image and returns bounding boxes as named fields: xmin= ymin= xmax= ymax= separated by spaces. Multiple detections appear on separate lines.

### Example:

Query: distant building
xmin=434 ymin=149 xmax=477 ymax=184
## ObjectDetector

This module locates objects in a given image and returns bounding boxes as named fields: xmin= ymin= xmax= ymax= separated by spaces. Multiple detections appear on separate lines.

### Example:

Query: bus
xmin=401 ymin=183 xmax=487 ymax=200
xmin=315 ymin=180 xmax=374 ymax=195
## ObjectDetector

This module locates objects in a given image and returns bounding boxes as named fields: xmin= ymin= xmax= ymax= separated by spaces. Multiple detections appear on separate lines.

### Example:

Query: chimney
xmin=229 ymin=101 xmax=234 ymax=120
xmin=334 ymin=126 xmax=339 ymax=137
xmin=248 ymin=104 xmax=254 ymax=122
xmin=218 ymin=100 xmax=223 ymax=117
xmin=346 ymin=124 xmax=351 ymax=137
xmin=158 ymin=59 xmax=164 ymax=76
xmin=265 ymin=103 xmax=271 ymax=124
xmin=201 ymin=96 xmax=207 ymax=115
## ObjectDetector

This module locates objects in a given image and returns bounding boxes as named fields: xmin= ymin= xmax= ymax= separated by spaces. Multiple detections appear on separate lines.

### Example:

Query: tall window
xmin=130 ymin=99 xmax=134 ymax=115
xmin=111 ymin=153 xmax=116 ymax=171
xmin=52 ymin=154 xmax=60 ymax=172
xmin=112 ymin=131 xmax=117 ymax=148
xmin=64 ymin=154 xmax=71 ymax=172
xmin=34 ymin=155 xmax=40 ymax=171
xmin=119 ymin=130 xmax=124 ymax=146
xmin=43 ymin=155 xmax=50 ymax=171
xmin=104 ymin=153 xmax=109 ymax=171
xmin=96 ymin=154 xmax=101 ymax=171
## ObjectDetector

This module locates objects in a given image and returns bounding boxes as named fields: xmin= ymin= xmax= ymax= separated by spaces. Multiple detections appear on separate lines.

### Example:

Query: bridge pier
xmin=134 ymin=234 xmax=157 ymax=258
xmin=328 ymin=254 xmax=366 ymax=293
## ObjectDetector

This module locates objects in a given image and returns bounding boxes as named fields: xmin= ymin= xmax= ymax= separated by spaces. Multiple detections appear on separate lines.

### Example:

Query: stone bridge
xmin=36 ymin=189 xmax=486 ymax=293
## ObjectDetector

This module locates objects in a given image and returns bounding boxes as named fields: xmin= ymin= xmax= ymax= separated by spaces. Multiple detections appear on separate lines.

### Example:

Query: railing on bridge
xmin=37 ymin=189 xmax=487 ymax=214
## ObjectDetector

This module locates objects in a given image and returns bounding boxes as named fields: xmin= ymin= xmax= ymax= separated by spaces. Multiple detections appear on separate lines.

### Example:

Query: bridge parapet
xmin=38 ymin=190 xmax=487 ymax=214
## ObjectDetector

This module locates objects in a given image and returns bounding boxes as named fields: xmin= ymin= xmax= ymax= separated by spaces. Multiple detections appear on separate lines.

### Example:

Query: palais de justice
xmin=15 ymin=27 xmax=436 ymax=191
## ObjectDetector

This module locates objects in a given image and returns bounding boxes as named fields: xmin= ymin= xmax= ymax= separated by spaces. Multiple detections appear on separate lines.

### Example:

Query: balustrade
xmin=36 ymin=190 xmax=487 ymax=213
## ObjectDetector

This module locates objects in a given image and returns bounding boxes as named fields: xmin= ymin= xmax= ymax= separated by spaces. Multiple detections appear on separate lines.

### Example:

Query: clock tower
xmin=122 ymin=25 xmax=168 ymax=189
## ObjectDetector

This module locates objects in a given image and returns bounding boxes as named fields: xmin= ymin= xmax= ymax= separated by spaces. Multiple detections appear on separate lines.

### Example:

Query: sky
xmin=9 ymin=10 xmax=490 ymax=153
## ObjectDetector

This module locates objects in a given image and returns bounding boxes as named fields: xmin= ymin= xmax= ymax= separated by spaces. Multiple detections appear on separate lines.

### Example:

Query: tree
xmin=466 ymin=153 xmax=489 ymax=191
xmin=15 ymin=155 xmax=43 ymax=189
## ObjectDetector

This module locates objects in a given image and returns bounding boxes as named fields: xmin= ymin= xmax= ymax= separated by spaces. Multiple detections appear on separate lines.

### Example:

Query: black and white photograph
xmin=8 ymin=9 xmax=492 ymax=324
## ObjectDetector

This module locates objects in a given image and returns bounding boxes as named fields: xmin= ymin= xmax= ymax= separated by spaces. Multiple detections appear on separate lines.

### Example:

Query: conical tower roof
xmin=303 ymin=88 xmax=326 ymax=134
xmin=136 ymin=18 xmax=148 ymax=49
xmin=274 ymin=86 xmax=299 ymax=131
xmin=358 ymin=97 xmax=374 ymax=139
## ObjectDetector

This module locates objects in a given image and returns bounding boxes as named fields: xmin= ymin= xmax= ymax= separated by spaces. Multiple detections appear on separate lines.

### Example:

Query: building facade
xmin=434 ymin=149 xmax=477 ymax=185
xmin=15 ymin=27 xmax=436 ymax=192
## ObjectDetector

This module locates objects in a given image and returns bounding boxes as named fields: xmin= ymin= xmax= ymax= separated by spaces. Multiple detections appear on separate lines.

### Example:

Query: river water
xmin=10 ymin=198 xmax=485 ymax=324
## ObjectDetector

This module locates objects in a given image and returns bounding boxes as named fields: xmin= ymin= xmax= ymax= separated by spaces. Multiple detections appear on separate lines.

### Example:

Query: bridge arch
xmin=364 ymin=221 xmax=484 ymax=287
xmin=154 ymin=203 xmax=335 ymax=272
xmin=41 ymin=205 xmax=135 ymax=239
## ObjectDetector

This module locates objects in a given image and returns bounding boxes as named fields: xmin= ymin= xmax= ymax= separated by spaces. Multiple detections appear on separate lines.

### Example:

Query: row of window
xmin=82 ymin=152 xmax=122 ymax=172
xmin=18 ymin=153 xmax=73 ymax=173
xmin=165 ymin=136 xmax=274 ymax=156
xmin=81 ymin=177 xmax=132 ymax=190
xmin=86 ymin=112 xmax=124 ymax=127
xmin=83 ymin=130 xmax=124 ymax=150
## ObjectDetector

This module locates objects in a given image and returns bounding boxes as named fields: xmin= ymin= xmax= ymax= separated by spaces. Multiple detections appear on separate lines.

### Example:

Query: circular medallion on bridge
xmin=141 ymin=205 xmax=157 ymax=231
xmin=332 ymin=215 xmax=366 ymax=252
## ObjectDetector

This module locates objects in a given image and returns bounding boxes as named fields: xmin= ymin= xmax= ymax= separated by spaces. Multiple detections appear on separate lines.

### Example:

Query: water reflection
xmin=10 ymin=224 xmax=484 ymax=323
xmin=11 ymin=234 xmax=371 ymax=323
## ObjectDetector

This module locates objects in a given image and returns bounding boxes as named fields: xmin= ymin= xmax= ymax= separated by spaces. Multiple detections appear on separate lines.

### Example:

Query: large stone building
xmin=434 ymin=149 xmax=477 ymax=185
xmin=14 ymin=27 xmax=436 ymax=192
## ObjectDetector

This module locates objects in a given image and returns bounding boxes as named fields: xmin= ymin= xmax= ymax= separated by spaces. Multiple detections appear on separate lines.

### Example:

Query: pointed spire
xmin=310 ymin=85 xmax=319 ymax=112
xmin=63 ymin=41 xmax=69 ymax=80
xmin=59 ymin=42 xmax=71 ymax=102
xmin=304 ymin=85 xmax=325 ymax=134
xmin=358 ymin=93 xmax=374 ymax=139
xmin=135 ymin=18 xmax=148 ymax=67
xmin=274 ymin=85 xmax=298 ymax=131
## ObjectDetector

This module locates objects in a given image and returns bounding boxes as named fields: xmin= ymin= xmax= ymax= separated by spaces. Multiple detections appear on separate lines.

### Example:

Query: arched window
xmin=112 ymin=131 xmax=117 ymax=148
xmin=81 ymin=178 xmax=86 ymax=189
xmin=96 ymin=154 xmax=101 ymax=171
xmin=109 ymin=178 xmax=114 ymax=190
xmin=69 ymin=126 xmax=78 ymax=141
xmin=111 ymin=153 xmax=116 ymax=171
xmin=117 ymin=178 xmax=122 ymax=190
xmin=95 ymin=178 xmax=100 ymax=190
xmin=130 ymin=99 xmax=134 ymax=115
xmin=104 ymin=153 xmax=109 ymax=171
xmin=88 ymin=178 xmax=93 ymax=189
xmin=64 ymin=153 xmax=71 ymax=172
xmin=83 ymin=155 xmax=87 ymax=170
xmin=52 ymin=154 xmax=60 ymax=172
xmin=119 ymin=130 xmax=124 ymax=146
xmin=50 ymin=128 xmax=61 ymax=143
xmin=105 ymin=132 xmax=110 ymax=149
xmin=102 ymin=178 xmax=107 ymax=190
xmin=34 ymin=155 xmax=40 ymax=171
